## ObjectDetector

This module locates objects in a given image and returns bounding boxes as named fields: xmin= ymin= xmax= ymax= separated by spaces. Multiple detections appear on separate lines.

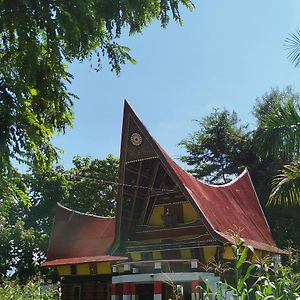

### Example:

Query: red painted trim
xmin=111 ymin=284 xmax=117 ymax=295
xmin=117 ymin=284 xmax=123 ymax=296
xmin=42 ymin=255 xmax=127 ymax=267
xmin=154 ymin=281 xmax=162 ymax=294
xmin=191 ymin=280 xmax=199 ymax=293
xmin=123 ymin=282 xmax=131 ymax=295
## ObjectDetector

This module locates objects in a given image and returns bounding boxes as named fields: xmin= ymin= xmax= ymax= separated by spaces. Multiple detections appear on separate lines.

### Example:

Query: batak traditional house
xmin=43 ymin=101 xmax=285 ymax=300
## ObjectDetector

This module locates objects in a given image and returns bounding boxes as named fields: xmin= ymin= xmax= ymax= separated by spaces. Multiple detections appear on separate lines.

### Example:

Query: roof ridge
xmin=157 ymin=144 xmax=248 ymax=188
xmin=57 ymin=203 xmax=115 ymax=220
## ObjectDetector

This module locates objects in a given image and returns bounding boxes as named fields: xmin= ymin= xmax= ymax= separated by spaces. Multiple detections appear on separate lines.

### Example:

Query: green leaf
xmin=236 ymin=247 xmax=249 ymax=269
xmin=29 ymin=88 xmax=38 ymax=96
xmin=13 ymin=187 xmax=31 ymax=207
xmin=268 ymin=159 xmax=300 ymax=205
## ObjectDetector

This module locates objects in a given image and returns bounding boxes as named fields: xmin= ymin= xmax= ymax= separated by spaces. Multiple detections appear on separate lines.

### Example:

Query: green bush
xmin=0 ymin=278 xmax=59 ymax=300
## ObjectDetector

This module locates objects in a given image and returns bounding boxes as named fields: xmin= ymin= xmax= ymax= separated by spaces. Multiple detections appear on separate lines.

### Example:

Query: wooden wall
xmin=61 ymin=277 xmax=111 ymax=300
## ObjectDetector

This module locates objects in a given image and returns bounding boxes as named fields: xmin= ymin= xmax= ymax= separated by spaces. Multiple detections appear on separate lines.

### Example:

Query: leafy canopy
xmin=61 ymin=155 xmax=119 ymax=216
xmin=179 ymin=87 xmax=300 ymax=248
xmin=0 ymin=0 xmax=194 ymax=202
xmin=254 ymin=88 xmax=300 ymax=159
xmin=179 ymin=109 xmax=248 ymax=183
xmin=0 ymin=155 xmax=119 ymax=282
xmin=255 ymin=97 xmax=300 ymax=205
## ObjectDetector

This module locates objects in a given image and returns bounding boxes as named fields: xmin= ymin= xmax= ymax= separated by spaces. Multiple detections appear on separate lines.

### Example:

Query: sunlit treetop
xmin=0 ymin=0 xmax=194 ymax=203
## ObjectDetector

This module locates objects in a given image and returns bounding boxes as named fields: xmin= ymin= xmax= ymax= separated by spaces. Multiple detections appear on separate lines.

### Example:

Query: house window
xmin=162 ymin=203 xmax=184 ymax=227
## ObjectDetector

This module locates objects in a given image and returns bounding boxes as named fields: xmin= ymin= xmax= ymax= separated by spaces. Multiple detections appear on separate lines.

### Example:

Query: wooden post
xmin=131 ymin=283 xmax=137 ymax=300
xmin=122 ymin=282 xmax=131 ymax=300
xmin=154 ymin=281 xmax=162 ymax=300
xmin=111 ymin=283 xmax=118 ymax=300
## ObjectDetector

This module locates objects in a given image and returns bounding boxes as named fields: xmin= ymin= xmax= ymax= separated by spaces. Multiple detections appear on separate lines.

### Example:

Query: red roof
xmin=44 ymin=102 xmax=285 ymax=267
xmin=154 ymin=137 xmax=285 ymax=254
xmin=158 ymin=145 xmax=284 ymax=253
xmin=121 ymin=101 xmax=285 ymax=254
xmin=43 ymin=255 xmax=127 ymax=267
xmin=42 ymin=204 xmax=127 ymax=267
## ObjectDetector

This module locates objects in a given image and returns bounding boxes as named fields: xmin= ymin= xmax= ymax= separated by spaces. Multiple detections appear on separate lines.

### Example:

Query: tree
xmin=253 ymin=86 xmax=300 ymax=123
xmin=286 ymin=29 xmax=300 ymax=67
xmin=61 ymin=155 xmax=119 ymax=215
xmin=0 ymin=155 xmax=119 ymax=282
xmin=0 ymin=199 xmax=45 ymax=282
xmin=179 ymin=108 xmax=249 ymax=183
xmin=178 ymin=107 xmax=283 ymax=202
xmin=179 ymin=87 xmax=300 ymax=248
xmin=0 ymin=0 xmax=194 ymax=203
xmin=253 ymin=89 xmax=300 ymax=248
xmin=255 ymin=99 xmax=300 ymax=205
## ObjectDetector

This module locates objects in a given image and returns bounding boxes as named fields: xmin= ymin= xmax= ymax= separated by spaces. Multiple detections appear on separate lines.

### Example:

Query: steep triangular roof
xmin=113 ymin=101 xmax=284 ymax=254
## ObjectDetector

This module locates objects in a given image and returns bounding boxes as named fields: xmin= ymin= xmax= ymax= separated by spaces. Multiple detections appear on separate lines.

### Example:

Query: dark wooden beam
xmin=155 ymin=197 xmax=187 ymax=205
xmin=144 ymin=168 xmax=169 ymax=224
xmin=149 ymin=190 xmax=179 ymax=197
xmin=123 ymin=191 xmax=145 ymax=199
xmin=140 ymin=161 xmax=160 ymax=224
xmin=128 ymin=161 xmax=143 ymax=230
xmin=134 ymin=224 xmax=208 ymax=240
xmin=135 ymin=219 xmax=203 ymax=231
xmin=125 ymin=166 xmax=151 ymax=180
xmin=126 ymin=239 xmax=220 ymax=252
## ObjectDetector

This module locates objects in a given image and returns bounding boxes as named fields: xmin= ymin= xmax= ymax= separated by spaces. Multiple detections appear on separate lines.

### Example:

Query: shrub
xmin=0 ymin=278 xmax=59 ymax=300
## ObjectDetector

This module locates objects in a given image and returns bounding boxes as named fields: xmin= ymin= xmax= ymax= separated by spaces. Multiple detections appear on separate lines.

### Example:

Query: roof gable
xmin=113 ymin=101 xmax=284 ymax=254
xmin=112 ymin=101 xmax=216 ymax=253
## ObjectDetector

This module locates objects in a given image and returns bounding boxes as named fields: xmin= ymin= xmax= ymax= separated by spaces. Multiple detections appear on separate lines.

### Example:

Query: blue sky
xmin=53 ymin=1 xmax=300 ymax=168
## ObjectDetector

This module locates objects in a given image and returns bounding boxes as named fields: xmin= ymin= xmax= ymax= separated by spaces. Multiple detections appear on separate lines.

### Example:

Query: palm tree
xmin=255 ymin=99 xmax=300 ymax=205
xmin=269 ymin=161 xmax=300 ymax=205
xmin=286 ymin=29 xmax=300 ymax=67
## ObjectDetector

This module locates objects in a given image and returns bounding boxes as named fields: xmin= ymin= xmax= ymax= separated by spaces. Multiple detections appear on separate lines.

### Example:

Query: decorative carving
xmin=130 ymin=132 xmax=143 ymax=146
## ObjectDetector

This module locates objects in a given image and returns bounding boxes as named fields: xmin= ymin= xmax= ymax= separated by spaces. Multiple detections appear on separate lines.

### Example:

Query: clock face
xmin=130 ymin=132 xmax=143 ymax=146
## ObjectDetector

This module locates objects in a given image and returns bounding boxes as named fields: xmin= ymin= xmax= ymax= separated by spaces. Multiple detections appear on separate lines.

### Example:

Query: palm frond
xmin=285 ymin=29 xmax=300 ymax=67
xmin=255 ymin=99 xmax=300 ymax=157
xmin=268 ymin=160 xmax=300 ymax=205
